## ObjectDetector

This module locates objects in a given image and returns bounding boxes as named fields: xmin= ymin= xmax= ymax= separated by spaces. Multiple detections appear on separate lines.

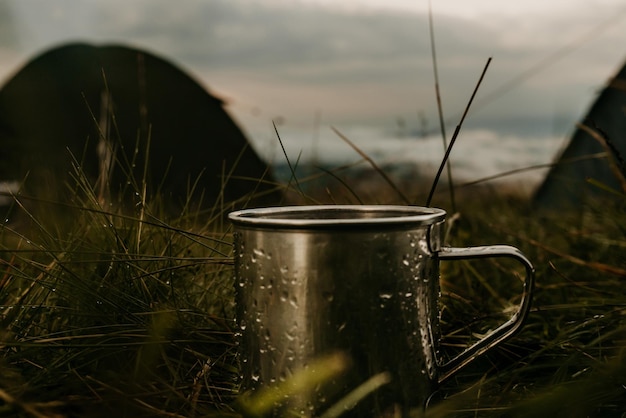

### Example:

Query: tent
xmin=0 ymin=42 xmax=280 ymax=210
xmin=533 ymin=59 xmax=626 ymax=208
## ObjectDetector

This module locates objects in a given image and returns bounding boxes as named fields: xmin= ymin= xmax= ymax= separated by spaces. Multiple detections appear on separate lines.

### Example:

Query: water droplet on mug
xmin=280 ymin=291 xmax=288 ymax=302
xmin=402 ymin=253 xmax=410 ymax=266
xmin=379 ymin=293 xmax=392 ymax=308
xmin=323 ymin=292 xmax=334 ymax=302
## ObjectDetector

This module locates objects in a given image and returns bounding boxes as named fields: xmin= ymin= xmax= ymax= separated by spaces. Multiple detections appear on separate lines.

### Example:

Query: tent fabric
xmin=533 ymin=59 xmax=626 ymax=208
xmin=0 ymin=42 xmax=279 ymax=209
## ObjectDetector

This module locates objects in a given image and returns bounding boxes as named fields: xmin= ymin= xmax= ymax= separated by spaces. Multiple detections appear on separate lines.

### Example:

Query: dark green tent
xmin=533 ymin=59 xmax=626 ymax=208
xmin=0 ymin=42 xmax=279 ymax=210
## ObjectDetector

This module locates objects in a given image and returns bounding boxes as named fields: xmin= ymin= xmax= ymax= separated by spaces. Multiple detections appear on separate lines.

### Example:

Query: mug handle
xmin=436 ymin=245 xmax=535 ymax=384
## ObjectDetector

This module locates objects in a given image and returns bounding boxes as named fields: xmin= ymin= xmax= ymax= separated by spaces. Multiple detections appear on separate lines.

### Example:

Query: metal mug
xmin=229 ymin=205 xmax=534 ymax=416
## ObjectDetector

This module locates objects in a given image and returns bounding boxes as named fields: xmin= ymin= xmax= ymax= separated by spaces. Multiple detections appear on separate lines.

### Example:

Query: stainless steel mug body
xmin=229 ymin=205 xmax=534 ymax=416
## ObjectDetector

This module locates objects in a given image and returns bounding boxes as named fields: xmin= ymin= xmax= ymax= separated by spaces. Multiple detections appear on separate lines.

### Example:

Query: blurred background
xmin=1 ymin=0 xmax=625 ymax=190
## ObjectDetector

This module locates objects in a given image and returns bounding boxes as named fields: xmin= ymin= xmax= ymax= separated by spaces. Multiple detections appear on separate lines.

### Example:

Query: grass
xmin=0 ymin=141 xmax=625 ymax=417
xmin=432 ymin=189 xmax=626 ymax=417
xmin=0 ymin=171 xmax=240 ymax=417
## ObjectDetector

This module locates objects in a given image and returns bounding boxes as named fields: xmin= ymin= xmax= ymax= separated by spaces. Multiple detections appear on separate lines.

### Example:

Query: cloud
xmin=3 ymin=0 xmax=626 ymax=139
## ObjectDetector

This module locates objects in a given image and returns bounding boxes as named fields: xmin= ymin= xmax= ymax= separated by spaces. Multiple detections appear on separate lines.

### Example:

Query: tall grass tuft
xmin=0 ymin=163 xmax=240 ymax=417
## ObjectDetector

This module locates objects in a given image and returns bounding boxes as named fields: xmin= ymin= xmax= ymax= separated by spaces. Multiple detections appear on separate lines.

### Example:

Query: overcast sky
xmin=1 ymin=0 xmax=626 ymax=145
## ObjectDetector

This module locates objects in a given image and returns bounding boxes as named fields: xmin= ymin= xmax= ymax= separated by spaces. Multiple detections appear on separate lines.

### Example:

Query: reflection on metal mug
xmin=229 ymin=205 xmax=534 ymax=417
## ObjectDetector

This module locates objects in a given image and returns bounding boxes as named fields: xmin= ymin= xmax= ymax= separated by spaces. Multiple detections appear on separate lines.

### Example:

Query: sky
xmin=1 ymin=0 xmax=626 ymax=181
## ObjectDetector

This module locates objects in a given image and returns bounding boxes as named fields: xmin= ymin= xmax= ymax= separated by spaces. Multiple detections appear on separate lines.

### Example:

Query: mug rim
xmin=228 ymin=205 xmax=446 ymax=229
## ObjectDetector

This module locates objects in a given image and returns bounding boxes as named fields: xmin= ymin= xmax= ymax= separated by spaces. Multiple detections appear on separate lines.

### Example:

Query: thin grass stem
xmin=331 ymin=126 xmax=410 ymax=204
xmin=428 ymin=0 xmax=456 ymax=211
xmin=426 ymin=57 xmax=492 ymax=207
